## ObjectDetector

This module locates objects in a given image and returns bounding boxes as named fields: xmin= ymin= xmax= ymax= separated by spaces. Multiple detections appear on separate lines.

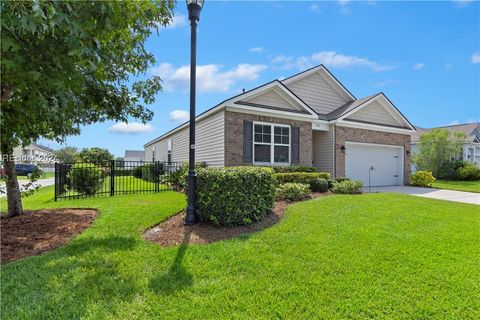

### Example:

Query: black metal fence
xmin=54 ymin=160 xmax=183 ymax=201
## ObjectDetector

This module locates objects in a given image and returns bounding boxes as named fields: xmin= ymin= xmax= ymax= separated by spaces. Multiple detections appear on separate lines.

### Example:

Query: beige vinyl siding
xmin=144 ymin=110 xmax=225 ymax=167
xmin=312 ymin=125 xmax=334 ymax=175
xmin=244 ymin=89 xmax=302 ymax=111
xmin=285 ymin=71 xmax=350 ymax=114
xmin=346 ymin=100 xmax=403 ymax=127
xmin=145 ymin=139 xmax=168 ymax=162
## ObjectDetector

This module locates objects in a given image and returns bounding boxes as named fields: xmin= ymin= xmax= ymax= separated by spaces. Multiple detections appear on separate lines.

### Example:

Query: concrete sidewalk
xmin=364 ymin=186 xmax=480 ymax=205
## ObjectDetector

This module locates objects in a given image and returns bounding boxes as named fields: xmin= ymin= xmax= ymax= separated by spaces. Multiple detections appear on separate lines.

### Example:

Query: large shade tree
xmin=1 ymin=1 xmax=175 ymax=217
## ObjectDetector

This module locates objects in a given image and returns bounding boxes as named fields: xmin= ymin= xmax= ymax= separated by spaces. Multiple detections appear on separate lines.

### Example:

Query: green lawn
xmin=1 ymin=187 xmax=479 ymax=319
xmin=432 ymin=179 xmax=480 ymax=193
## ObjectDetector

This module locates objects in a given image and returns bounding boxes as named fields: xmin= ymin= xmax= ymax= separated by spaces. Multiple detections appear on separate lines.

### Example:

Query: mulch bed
xmin=1 ymin=209 xmax=98 ymax=263
xmin=144 ymin=192 xmax=328 ymax=247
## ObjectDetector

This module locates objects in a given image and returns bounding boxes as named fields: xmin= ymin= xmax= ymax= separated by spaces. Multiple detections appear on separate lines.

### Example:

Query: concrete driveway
xmin=364 ymin=186 xmax=480 ymax=205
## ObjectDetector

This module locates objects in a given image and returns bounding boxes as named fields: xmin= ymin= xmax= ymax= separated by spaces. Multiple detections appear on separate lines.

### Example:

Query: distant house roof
xmin=123 ymin=150 xmax=145 ymax=160
xmin=30 ymin=143 xmax=54 ymax=153
xmin=411 ymin=122 xmax=480 ymax=143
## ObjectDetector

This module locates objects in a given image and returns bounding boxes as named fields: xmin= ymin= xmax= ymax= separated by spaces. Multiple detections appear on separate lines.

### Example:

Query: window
xmin=253 ymin=123 xmax=290 ymax=164
xmin=167 ymin=139 xmax=172 ymax=163
xmin=152 ymin=147 xmax=155 ymax=162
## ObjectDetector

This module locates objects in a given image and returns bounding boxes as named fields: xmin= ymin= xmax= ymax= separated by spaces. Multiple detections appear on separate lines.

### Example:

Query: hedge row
xmin=196 ymin=167 xmax=276 ymax=227
xmin=274 ymin=172 xmax=331 ymax=184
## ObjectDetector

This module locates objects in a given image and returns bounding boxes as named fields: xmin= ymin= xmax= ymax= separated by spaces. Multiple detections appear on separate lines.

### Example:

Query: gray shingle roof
xmin=411 ymin=123 xmax=480 ymax=143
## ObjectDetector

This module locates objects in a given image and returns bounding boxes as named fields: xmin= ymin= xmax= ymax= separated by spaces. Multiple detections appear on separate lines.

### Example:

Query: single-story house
xmin=411 ymin=122 xmax=480 ymax=169
xmin=145 ymin=65 xmax=415 ymax=187
xmin=123 ymin=150 xmax=145 ymax=162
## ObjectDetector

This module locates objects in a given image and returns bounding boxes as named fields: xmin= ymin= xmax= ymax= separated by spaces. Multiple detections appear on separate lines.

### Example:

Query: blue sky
xmin=41 ymin=0 xmax=480 ymax=157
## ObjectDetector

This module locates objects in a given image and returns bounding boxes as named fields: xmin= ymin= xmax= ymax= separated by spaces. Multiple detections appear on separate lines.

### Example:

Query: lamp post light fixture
xmin=185 ymin=0 xmax=204 ymax=225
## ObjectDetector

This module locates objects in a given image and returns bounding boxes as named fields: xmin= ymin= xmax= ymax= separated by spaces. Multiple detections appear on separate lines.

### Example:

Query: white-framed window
xmin=167 ymin=139 xmax=172 ymax=163
xmin=253 ymin=122 xmax=290 ymax=165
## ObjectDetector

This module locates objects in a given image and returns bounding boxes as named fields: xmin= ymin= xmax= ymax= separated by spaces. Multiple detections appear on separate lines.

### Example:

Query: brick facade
xmin=334 ymin=125 xmax=411 ymax=184
xmin=224 ymin=111 xmax=313 ymax=166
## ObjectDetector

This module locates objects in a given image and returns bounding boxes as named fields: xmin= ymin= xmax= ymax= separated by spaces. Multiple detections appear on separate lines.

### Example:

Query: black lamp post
xmin=185 ymin=0 xmax=204 ymax=225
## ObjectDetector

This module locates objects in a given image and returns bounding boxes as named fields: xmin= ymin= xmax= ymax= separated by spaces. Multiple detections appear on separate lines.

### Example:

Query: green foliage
xmin=274 ymin=172 xmax=331 ymax=185
xmin=78 ymin=147 xmax=114 ymax=164
xmin=432 ymin=179 xmax=480 ymax=193
xmin=332 ymin=180 xmax=363 ymax=194
xmin=413 ymin=129 xmax=466 ymax=177
xmin=272 ymin=166 xmax=317 ymax=173
xmin=53 ymin=146 xmax=79 ymax=163
xmin=170 ymin=162 xmax=207 ymax=191
xmin=196 ymin=167 xmax=276 ymax=227
xmin=68 ymin=163 xmax=104 ymax=195
xmin=457 ymin=163 xmax=480 ymax=181
xmin=409 ymin=171 xmax=436 ymax=187
xmin=140 ymin=163 xmax=164 ymax=182
xmin=275 ymin=183 xmax=310 ymax=201
xmin=334 ymin=177 xmax=351 ymax=183
xmin=0 ymin=1 xmax=174 ymax=214
xmin=310 ymin=178 xmax=329 ymax=193
xmin=436 ymin=159 xmax=466 ymax=180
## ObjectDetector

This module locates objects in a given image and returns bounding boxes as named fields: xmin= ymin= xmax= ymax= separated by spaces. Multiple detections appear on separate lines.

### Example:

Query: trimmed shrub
xmin=332 ymin=180 xmax=363 ymax=194
xmin=334 ymin=177 xmax=351 ymax=183
xmin=272 ymin=165 xmax=317 ymax=173
xmin=68 ymin=163 xmax=104 ymax=195
xmin=274 ymin=172 xmax=331 ymax=185
xmin=327 ymin=178 xmax=336 ymax=189
xmin=170 ymin=162 xmax=207 ymax=191
xmin=437 ymin=159 xmax=466 ymax=180
xmin=275 ymin=183 xmax=310 ymax=201
xmin=133 ymin=166 xmax=143 ymax=178
xmin=196 ymin=166 xmax=276 ymax=227
xmin=409 ymin=171 xmax=436 ymax=187
xmin=457 ymin=163 xmax=480 ymax=181
xmin=310 ymin=178 xmax=329 ymax=193
xmin=140 ymin=163 xmax=164 ymax=182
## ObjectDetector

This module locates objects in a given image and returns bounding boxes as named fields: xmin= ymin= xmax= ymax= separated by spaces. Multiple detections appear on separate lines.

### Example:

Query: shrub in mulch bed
xmin=1 ymin=209 xmax=98 ymax=263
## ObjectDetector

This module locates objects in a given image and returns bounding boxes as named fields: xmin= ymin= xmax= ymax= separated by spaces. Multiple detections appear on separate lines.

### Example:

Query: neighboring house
xmin=123 ymin=150 xmax=145 ymax=162
xmin=411 ymin=122 xmax=480 ymax=170
xmin=12 ymin=143 xmax=54 ymax=164
xmin=144 ymin=65 xmax=415 ymax=187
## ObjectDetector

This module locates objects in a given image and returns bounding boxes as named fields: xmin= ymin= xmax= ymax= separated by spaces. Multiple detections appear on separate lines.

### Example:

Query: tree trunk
xmin=3 ymin=153 xmax=23 ymax=217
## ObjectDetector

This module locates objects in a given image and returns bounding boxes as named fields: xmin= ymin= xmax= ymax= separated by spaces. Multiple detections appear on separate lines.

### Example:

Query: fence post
xmin=156 ymin=161 xmax=160 ymax=192
xmin=54 ymin=162 xmax=58 ymax=201
xmin=110 ymin=160 xmax=115 ymax=196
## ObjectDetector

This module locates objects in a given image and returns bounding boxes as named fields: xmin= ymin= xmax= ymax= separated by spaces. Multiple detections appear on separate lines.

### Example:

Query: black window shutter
xmin=291 ymin=126 xmax=300 ymax=164
xmin=243 ymin=120 xmax=253 ymax=163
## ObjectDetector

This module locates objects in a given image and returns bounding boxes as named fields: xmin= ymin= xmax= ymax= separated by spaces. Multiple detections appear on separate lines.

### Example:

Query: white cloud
xmin=413 ymin=63 xmax=425 ymax=70
xmin=165 ymin=15 xmax=187 ymax=29
xmin=249 ymin=47 xmax=264 ymax=53
xmin=150 ymin=63 xmax=267 ymax=92
xmin=309 ymin=3 xmax=322 ymax=13
xmin=447 ymin=120 xmax=460 ymax=126
xmin=272 ymin=51 xmax=395 ymax=72
xmin=452 ymin=0 xmax=475 ymax=6
xmin=471 ymin=52 xmax=480 ymax=64
xmin=374 ymin=79 xmax=398 ymax=88
xmin=109 ymin=122 xmax=155 ymax=134
xmin=169 ymin=110 xmax=189 ymax=123
xmin=338 ymin=0 xmax=351 ymax=5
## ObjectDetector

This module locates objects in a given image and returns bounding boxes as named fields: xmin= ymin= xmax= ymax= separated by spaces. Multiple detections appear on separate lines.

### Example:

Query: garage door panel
xmin=345 ymin=142 xmax=403 ymax=187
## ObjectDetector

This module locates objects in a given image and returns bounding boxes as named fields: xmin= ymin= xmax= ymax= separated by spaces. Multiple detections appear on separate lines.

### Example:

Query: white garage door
xmin=345 ymin=142 xmax=403 ymax=187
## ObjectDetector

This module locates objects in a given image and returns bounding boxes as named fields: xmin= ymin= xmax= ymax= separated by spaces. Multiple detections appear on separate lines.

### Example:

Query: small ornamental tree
xmin=413 ymin=129 xmax=465 ymax=178
xmin=78 ymin=147 xmax=114 ymax=164
xmin=1 ymin=1 xmax=175 ymax=217
xmin=53 ymin=146 xmax=79 ymax=163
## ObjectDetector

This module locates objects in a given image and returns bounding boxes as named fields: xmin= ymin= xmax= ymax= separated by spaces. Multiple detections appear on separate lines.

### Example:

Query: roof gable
xmin=230 ymin=80 xmax=318 ymax=117
xmin=239 ymin=87 xmax=306 ymax=113
xmin=282 ymin=65 xmax=354 ymax=114
xmin=339 ymin=93 xmax=415 ymax=130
